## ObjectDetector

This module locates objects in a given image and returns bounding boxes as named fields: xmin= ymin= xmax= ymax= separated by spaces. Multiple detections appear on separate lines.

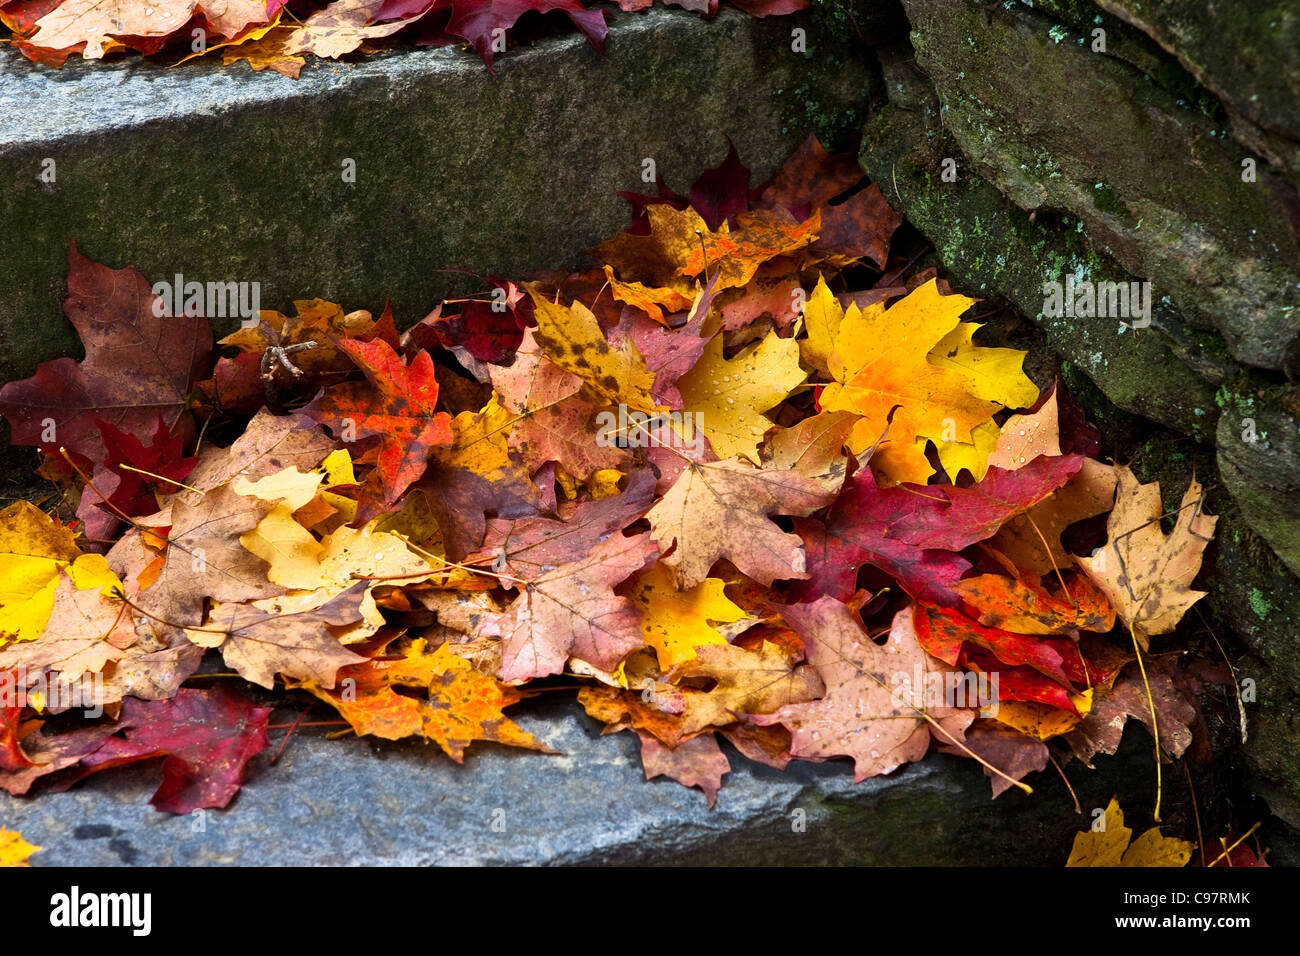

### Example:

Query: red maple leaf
xmin=795 ymin=455 xmax=1083 ymax=605
xmin=303 ymin=338 xmax=453 ymax=525
xmin=0 ymin=242 xmax=212 ymax=465
xmin=59 ymin=686 xmax=271 ymax=814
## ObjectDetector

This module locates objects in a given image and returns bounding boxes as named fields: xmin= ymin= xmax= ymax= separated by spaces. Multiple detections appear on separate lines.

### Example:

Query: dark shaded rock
xmin=1096 ymin=0 xmax=1300 ymax=180
xmin=899 ymin=0 xmax=1300 ymax=371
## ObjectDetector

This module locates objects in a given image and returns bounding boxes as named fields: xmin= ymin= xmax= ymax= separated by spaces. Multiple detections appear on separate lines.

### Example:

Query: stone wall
xmin=846 ymin=0 xmax=1300 ymax=836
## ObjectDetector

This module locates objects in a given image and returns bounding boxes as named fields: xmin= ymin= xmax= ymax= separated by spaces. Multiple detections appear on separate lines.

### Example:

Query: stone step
xmin=0 ymin=6 xmax=873 ymax=386
xmin=2 ymin=695 xmax=1196 ymax=866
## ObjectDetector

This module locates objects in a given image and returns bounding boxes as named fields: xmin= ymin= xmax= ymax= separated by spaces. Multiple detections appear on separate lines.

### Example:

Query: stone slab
xmin=1 ymin=695 xmax=1194 ymax=866
xmin=0 ymin=7 xmax=873 ymax=385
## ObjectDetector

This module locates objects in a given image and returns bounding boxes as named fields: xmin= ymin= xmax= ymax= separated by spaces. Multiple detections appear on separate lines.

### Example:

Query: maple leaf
xmin=676 ymin=327 xmax=806 ymax=461
xmin=303 ymin=338 xmax=453 ymax=525
xmin=281 ymin=0 xmax=415 ymax=58
xmin=752 ymin=600 xmax=972 ymax=781
xmin=77 ymin=415 xmax=197 ymax=542
xmin=632 ymin=562 xmax=749 ymax=669
xmin=0 ymin=722 xmax=118 ymax=796
xmin=811 ymin=182 xmax=903 ymax=268
xmin=467 ymin=470 xmax=657 ymax=578
xmin=986 ymin=387 xmax=1062 ymax=471
xmin=758 ymin=134 xmax=864 ymax=216
xmin=989 ymin=458 xmax=1117 ymax=576
xmin=637 ymin=731 xmax=730 ymax=808
xmin=0 ymin=500 xmax=84 ymax=646
xmin=936 ymin=721 xmax=1048 ymax=798
xmin=816 ymin=277 xmax=1039 ymax=484
xmin=1076 ymin=467 xmax=1216 ymax=648
xmin=1065 ymin=655 xmax=1197 ymax=765
xmin=528 ymin=290 xmax=658 ymax=413
xmin=953 ymin=572 xmax=1115 ymax=635
xmin=219 ymin=298 xmax=396 ymax=378
xmin=60 ymin=686 xmax=271 ymax=814
xmin=0 ymin=566 xmax=136 ymax=681
xmin=1067 ymin=797 xmax=1193 ymax=867
xmin=28 ymin=0 xmax=274 ymax=57
xmin=188 ymin=582 xmax=370 ymax=690
xmin=0 ymin=243 xmax=212 ymax=465
xmin=667 ymin=639 xmax=826 ymax=736
xmin=914 ymin=602 xmax=1076 ymax=689
xmin=795 ymin=455 xmax=1082 ymax=605
xmin=0 ymin=829 xmax=39 ymax=867
xmin=182 ymin=408 xmax=336 ymax=497
xmin=293 ymin=638 xmax=553 ymax=761
xmin=1 ymin=700 xmax=32 ymax=771
xmin=488 ymin=531 xmax=657 ymax=681
xmin=646 ymin=458 xmax=836 ymax=590
xmin=490 ymin=330 xmax=632 ymax=480
xmin=406 ymin=281 xmax=531 ymax=363
xmin=596 ymin=204 xmax=821 ymax=295
xmin=445 ymin=0 xmax=609 ymax=69
xmin=416 ymin=396 xmax=542 ymax=561
xmin=115 ymin=481 xmax=281 ymax=639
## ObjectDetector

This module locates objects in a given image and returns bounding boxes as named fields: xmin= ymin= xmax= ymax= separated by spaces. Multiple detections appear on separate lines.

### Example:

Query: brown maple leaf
xmin=0 ymin=243 xmax=211 ymax=465
xmin=752 ymin=600 xmax=974 ymax=781
xmin=646 ymin=458 xmax=836 ymax=589
xmin=1076 ymin=466 xmax=1217 ymax=647
xmin=636 ymin=730 xmax=731 ymax=808
xmin=190 ymin=582 xmax=370 ymax=690
xmin=488 ymin=531 xmax=657 ymax=681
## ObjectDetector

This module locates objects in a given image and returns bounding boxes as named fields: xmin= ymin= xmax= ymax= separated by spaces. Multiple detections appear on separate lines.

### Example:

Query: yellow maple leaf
xmin=1076 ymin=467 xmax=1217 ymax=648
xmin=678 ymin=329 xmax=806 ymax=462
xmin=0 ymin=502 xmax=120 ymax=646
xmin=1067 ymin=798 xmax=1193 ymax=867
xmin=0 ymin=829 xmax=39 ymax=867
xmin=633 ymin=562 xmax=749 ymax=669
xmin=816 ymin=278 xmax=1039 ymax=484
xmin=528 ymin=290 xmax=657 ymax=412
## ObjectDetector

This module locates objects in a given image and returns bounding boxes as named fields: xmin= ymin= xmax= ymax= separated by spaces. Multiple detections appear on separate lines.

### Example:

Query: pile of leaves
xmin=0 ymin=138 xmax=1231 ymax=820
xmin=1 ymin=0 xmax=801 ymax=78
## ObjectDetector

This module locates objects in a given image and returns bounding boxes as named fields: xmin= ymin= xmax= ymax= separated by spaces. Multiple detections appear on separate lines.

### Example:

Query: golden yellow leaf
xmin=0 ymin=829 xmax=39 ymax=867
xmin=1067 ymin=797 xmax=1193 ymax=867
xmin=632 ymin=562 xmax=748 ymax=669
xmin=817 ymin=279 xmax=1038 ymax=484
xmin=678 ymin=329 xmax=806 ymax=462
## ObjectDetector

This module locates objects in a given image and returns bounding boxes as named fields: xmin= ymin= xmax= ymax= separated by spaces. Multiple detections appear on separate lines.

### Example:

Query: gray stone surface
xmin=1 ymin=695 xmax=1201 ymax=866
xmin=0 ymin=7 xmax=873 ymax=385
